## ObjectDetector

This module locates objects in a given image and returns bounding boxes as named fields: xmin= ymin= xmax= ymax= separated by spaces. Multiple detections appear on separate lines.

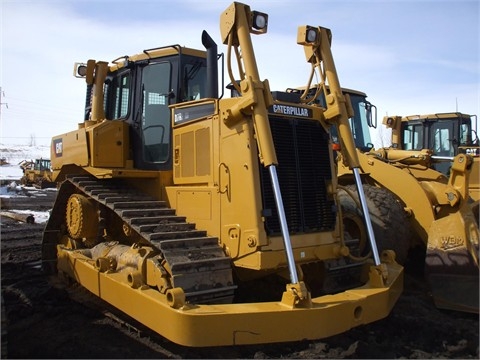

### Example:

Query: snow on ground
xmin=6 ymin=209 xmax=51 ymax=224
xmin=0 ymin=184 xmax=54 ymax=224
xmin=1 ymin=143 xmax=53 ymax=224
xmin=0 ymin=184 xmax=55 ymax=224
xmin=0 ymin=143 xmax=51 ymax=180
xmin=0 ymin=183 xmax=57 ymax=197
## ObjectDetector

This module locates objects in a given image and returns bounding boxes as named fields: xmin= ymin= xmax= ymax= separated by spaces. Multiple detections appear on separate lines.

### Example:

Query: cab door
xmin=137 ymin=62 xmax=173 ymax=169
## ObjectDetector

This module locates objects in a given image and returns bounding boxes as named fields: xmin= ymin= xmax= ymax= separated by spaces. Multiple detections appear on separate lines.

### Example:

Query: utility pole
xmin=0 ymin=87 xmax=8 ymax=118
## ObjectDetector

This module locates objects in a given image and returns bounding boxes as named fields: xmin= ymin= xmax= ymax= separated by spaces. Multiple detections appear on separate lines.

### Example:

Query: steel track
xmin=61 ymin=175 xmax=236 ymax=304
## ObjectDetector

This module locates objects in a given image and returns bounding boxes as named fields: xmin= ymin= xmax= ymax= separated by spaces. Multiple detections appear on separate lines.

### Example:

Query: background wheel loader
xmin=42 ymin=2 xmax=404 ymax=347
xmin=384 ymin=112 xmax=479 ymax=223
xmin=288 ymin=86 xmax=479 ymax=313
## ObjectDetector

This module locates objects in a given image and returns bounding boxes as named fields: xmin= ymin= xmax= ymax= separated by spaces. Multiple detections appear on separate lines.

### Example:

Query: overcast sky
xmin=0 ymin=0 xmax=478 ymax=147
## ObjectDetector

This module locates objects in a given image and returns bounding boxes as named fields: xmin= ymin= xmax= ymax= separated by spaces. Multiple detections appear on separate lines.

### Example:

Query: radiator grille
xmin=260 ymin=117 xmax=336 ymax=235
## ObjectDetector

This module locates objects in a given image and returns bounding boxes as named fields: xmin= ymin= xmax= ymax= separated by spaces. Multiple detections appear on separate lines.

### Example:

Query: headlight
xmin=73 ymin=62 xmax=87 ymax=78
xmin=251 ymin=11 xmax=268 ymax=32
xmin=297 ymin=25 xmax=319 ymax=46
xmin=306 ymin=27 xmax=318 ymax=43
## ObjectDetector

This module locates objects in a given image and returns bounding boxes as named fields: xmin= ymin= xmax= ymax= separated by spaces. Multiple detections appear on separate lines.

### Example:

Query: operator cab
xmin=35 ymin=158 xmax=51 ymax=171
xmin=286 ymin=86 xmax=377 ymax=152
xmin=341 ymin=89 xmax=376 ymax=152
xmin=102 ymin=49 xmax=209 ymax=170
xmin=400 ymin=113 xmax=478 ymax=175
xmin=76 ymin=32 xmax=219 ymax=171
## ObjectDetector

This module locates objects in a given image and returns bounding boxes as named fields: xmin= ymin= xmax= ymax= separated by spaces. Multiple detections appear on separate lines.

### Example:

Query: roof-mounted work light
xmin=251 ymin=10 xmax=268 ymax=34
xmin=297 ymin=25 xmax=319 ymax=46
xmin=74 ymin=63 xmax=87 ymax=78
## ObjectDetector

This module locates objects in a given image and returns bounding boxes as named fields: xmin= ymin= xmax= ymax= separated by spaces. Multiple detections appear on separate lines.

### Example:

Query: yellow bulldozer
xmin=288 ymin=86 xmax=479 ymax=313
xmin=19 ymin=158 xmax=56 ymax=189
xmin=42 ymin=2 xmax=404 ymax=347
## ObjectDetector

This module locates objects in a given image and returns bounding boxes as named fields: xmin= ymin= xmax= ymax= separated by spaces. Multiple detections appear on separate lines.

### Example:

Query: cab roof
xmin=108 ymin=46 xmax=206 ymax=72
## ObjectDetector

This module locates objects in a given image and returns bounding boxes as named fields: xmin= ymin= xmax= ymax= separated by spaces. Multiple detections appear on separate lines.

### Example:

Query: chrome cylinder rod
xmin=353 ymin=167 xmax=381 ymax=265
xmin=269 ymin=165 xmax=299 ymax=284
xmin=431 ymin=155 xmax=454 ymax=161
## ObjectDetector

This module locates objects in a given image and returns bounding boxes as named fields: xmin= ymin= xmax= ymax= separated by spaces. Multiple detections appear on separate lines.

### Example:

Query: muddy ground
xmin=1 ymin=187 xmax=478 ymax=359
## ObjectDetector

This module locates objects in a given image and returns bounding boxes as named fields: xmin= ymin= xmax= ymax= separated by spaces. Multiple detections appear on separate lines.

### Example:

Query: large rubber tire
xmin=338 ymin=184 xmax=412 ymax=264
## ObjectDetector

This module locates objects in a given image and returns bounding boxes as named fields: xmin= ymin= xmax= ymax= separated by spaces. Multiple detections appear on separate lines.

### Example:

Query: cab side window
xmin=403 ymin=124 xmax=423 ymax=150
xmin=104 ymin=71 xmax=130 ymax=120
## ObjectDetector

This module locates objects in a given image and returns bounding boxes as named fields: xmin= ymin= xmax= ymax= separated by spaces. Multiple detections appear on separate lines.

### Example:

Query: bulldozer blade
xmin=425 ymin=246 xmax=479 ymax=313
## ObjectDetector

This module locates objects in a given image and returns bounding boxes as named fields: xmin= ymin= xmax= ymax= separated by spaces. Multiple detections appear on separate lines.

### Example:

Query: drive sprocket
xmin=66 ymin=193 xmax=100 ymax=247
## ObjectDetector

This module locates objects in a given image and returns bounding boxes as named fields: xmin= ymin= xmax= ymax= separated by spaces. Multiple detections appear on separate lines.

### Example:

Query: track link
xmin=65 ymin=175 xmax=236 ymax=304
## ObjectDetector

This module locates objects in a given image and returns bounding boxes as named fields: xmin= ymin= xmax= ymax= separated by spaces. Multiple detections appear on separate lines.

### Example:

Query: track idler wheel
xmin=66 ymin=194 xmax=100 ymax=247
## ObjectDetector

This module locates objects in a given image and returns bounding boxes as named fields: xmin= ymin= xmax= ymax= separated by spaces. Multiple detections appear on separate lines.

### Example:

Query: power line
xmin=1 ymin=136 xmax=52 ymax=139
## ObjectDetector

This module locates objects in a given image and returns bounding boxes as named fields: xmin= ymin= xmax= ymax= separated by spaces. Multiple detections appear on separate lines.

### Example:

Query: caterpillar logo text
xmin=464 ymin=148 xmax=479 ymax=157
xmin=53 ymin=138 xmax=63 ymax=157
xmin=272 ymin=104 xmax=311 ymax=117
